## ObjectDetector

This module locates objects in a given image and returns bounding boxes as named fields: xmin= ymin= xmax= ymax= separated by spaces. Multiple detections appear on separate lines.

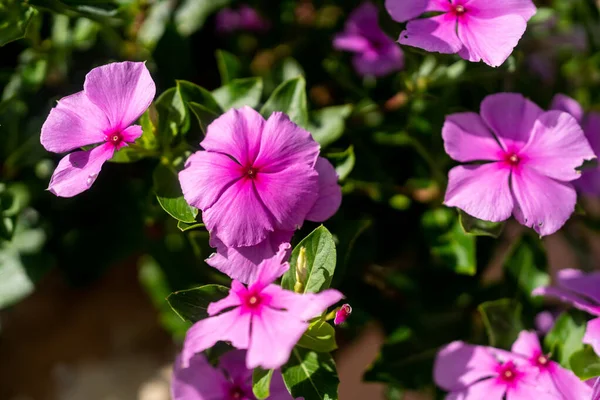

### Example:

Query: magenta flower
xmin=216 ymin=5 xmax=269 ymax=34
xmin=180 ymin=248 xmax=343 ymax=370
xmin=333 ymin=2 xmax=404 ymax=77
xmin=179 ymin=107 xmax=342 ymax=283
xmin=385 ymin=0 xmax=537 ymax=67
xmin=551 ymin=94 xmax=600 ymax=196
xmin=443 ymin=93 xmax=595 ymax=236
xmin=533 ymin=268 xmax=600 ymax=356
xmin=172 ymin=350 xmax=294 ymax=400
xmin=40 ymin=61 xmax=155 ymax=197
xmin=334 ymin=304 xmax=352 ymax=325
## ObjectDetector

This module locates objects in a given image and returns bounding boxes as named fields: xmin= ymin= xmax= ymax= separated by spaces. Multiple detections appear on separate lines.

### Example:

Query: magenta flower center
xmin=242 ymin=290 xmax=264 ymax=312
xmin=246 ymin=167 xmax=258 ymax=179
xmin=228 ymin=385 xmax=247 ymax=399
xmin=498 ymin=361 xmax=519 ymax=383
xmin=535 ymin=354 xmax=550 ymax=368
xmin=107 ymin=132 xmax=124 ymax=147
xmin=504 ymin=152 xmax=521 ymax=166
xmin=453 ymin=5 xmax=466 ymax=15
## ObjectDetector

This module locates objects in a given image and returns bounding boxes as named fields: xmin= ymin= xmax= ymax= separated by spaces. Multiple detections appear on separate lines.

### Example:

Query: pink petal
xmin=84 ymin=61 xmax=155 ymax=129
xmin=480 ymin=93 xmax=545 ymax=152
xmin=577 ymin=168 xmax=600 ymax=196
xmin=550 ymin=94 xmax=585 ymax=123
xmin=48 ymin=143 xmax=115 ymax=198
xmin=333 ymin=34 xmax=371 ymax=52
xmin=181 ymin=309 xmax=250 ymax=368
xmin=253 ymin=165 xmax=319 ymax=232
xmin=253 ymin=243 xmax=293 ymax=289
xmin=466 ymin=0 xmax=537 ymax=21
xmin=444 ymin=163 xmax=514 ymax=222
xmin=511 ymin=331 xmax=542 ymax=358
xmin=583 ymin=317 xmax=600 ymax=356
xmin=434 ymin=341 xmax=499 ymax=391
xmin=262 ymin=285 xmax=344 ymax=320
xmin=202 ymin=178 xmax=274 ymax=247
xmin=521 ymin=111 xmax=595 ymax=181
xmin=505 ymin=383 xmax=561 ymax=400
xmin=557 ymin=268 xmax=600 ymax=305
xmin=457 ymin=14 xmax=528 ymax=67
xmin=246 ymin=307 xmax=308 ymax=369
xmin=511 ymin=167 xmax=577 ymax=236
xmin=442 ymin=112 xmax=504 ymax=162
xmin=206 ymin=282 xmax=243 ymax=316
xmin=200 ymin=107 xmax=264 ymax=167
xmin=120 ymin=124 xmax=143 ymax=143
xmin=219 ymin=350 xmax=252 ymax=384
xmin=532 ymin=286 xmax=600 ymax=316
xmin=352 ymin=45 xmax=404 ymax=77
xmin=385 ymin=0 xmax=450 ymax=23
xmin=578 ymin=113 xmax=600 ymax=195
xmin=549 ymin=360 xmax=593 ymax=400
xmin=399 ymin=14 xmax=463 ymax=55
xmin=179 ymin=151 xmax=244 ymax=211
xmin=269 ymin=369 xmax=295 ymax=400
xmin=446 ymin=378 xmax=506 ymax=400
xmin=253 ymin=112 xmax=319 ymax=173
xmin=306 ymin=157 xmax=342 ymax=222
xmin=206 ymin=231 xmax=293 ymax=285
xmin=583 ymin=112 xmax=600 ymax=156
xmin=171 ymin=354 xmax=228 ymax=400
xmin=41 ymin=91 xmax=109 ymax=153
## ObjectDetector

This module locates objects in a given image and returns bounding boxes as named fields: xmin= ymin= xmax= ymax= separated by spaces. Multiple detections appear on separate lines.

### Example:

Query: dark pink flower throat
xmin=245 ymin=167 xmax=258 ymax=179
xmin=107 ymin=131 xmax=124 ymax=147
xmin=453 ymin=4 xmax=466 ymax=15
xmin=498 ymin=361 xmax=519 ymax=383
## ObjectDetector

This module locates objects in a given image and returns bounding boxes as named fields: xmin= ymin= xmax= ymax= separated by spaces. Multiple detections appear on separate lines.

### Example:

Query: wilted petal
xmin=442 ymin=112 xmax=504 ymax=162
xmin=306 ymin=157 xmax=342 ymax=222
xmin=385 ymin=0 xmax=450 ymax=23
xmin=550 ymin=94 xmax=585 ymax=123
xmin=84 ymin=61 xmax=156 ymax=129
xmin=434 ymin=341 xmax=499 ymax=391
xmin=584 ymin=318 xmax=600 ymax=356
xmin=399 ymin=14 xmax=463 ymax=55
xmin=48 ymin=143 xmax=115 ymax=198
xmin=171 ymin=354 xmax=228 ymax=400
xmin=444 ymin=164 xmax=514 ymax=223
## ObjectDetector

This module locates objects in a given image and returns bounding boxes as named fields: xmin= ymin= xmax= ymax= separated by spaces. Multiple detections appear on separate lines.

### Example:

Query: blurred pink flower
xmin=180 ymin=247 xmax=343 ymax=370
xmin=533 ymin=268 xmax=600 ymax=356
xmin=334 ymin=304 xmax=352 ymax=325
xmin=216 ymin=5 xmax=269 ymax=34
xmin=179 ymin=107 xmax=341 ymax=283
xmin=534 ymin=311 xmax=556 ymax=335
xmin=40 ymin=62 xmax=155 ymax=197
xmin=333 ymin=2 xmax=404 ymax=77
xmin=385 ymin=0 xmax=536 ymax=67
xmin=443 ymin=93 xmax=595 ymax=236
xmin=172 ymin=350 xmax=294 ymax=400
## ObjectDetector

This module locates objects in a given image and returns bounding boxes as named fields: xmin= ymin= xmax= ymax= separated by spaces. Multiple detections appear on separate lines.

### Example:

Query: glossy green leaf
xmin=281 ymin=347 xmax=339 ymax=400
xmin=138 ymin=0 xmax=172 ymax=49
xmin=177 ymin=220 xmax=205 ymax=232
xmin=504 ymin=236 xmax=550 ymax=303
xmin=308 ymin=105 xmax=352 ymax=148
xmin=326 ymin=146 xmax=355 ymax=181
xmin=153 ymin=163 xmax=198 ymax=223
xmin=297 ymin=320 xmax=337 ymax=353
xmin=177 ymin=80 xmax=222 ymax=132
xmin=478 ymin=299 xmax=524 ymax=349
xmin=570 ymin=345 xmax=600 ymax=379
xmin=458 ymin=210 xmax=505 ymax=238
xmin=252 ymin=368 xmax=274 ymax=400
xmin=155 ymin=87 xmax=187 ymax=145
xmin=216 ymin=49 xmax=242 ymax=84
xmin=281 ymin=226 xmax=336 ymax=294
xmin=430 ymin=217 xmax=476 ymax=276
xmin=260 ymin=76 xmax=308 ymax=128
xmin=213 ymin=77 xmax=263 ymax=111
xmin=167 ymin=284 xmax=229 ymax=323
xmin=0 ymin=0 xmax=35 ymax=47
xmin=175 ymin=0 xmax=230 ymax=36
xmin=545 ymin=312 xmax=587 ymax=369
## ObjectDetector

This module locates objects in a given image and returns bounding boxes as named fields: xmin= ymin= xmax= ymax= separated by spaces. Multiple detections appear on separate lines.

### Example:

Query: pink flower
xmin=533 ymin=268 xmax=600 ymax=356
xmin=551 ymin=94 xmax=600 ymax=196
xmin=443 ymin=93 xmax=595 ymax=236
xmin=216 ymin=5 xmax=270 ymax=34
xmin=333 ymin=2 xmax=404 ymax=77
xmin=40 ymin=62 xmax=155 ymax=197
xmin=334 ymin=304 xmax=352 ymax=325
xmin=179 ymin=107 xmax=342 ymax=283
xmin=385 ymin=0 xmax=537 ymax=67
xmin=172 ymin=350 xmax=294 ymax=400
xmin=180 ymin=248 xmax=343 ymax=370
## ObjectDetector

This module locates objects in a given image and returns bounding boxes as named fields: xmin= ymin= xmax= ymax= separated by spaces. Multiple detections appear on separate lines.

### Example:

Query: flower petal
xmin=511 ymin=330 xmax=542 ymax=358
xmin=48 ymin=143 xmax=115 ymax=198
xmin=466 ymin=0 xmax=537 ymax=21
xmin=41 ymin=91 xmax=109 ymax=153
xmin=550 ymin=94 xmax=585 ymax=124
xmin=200 ymin=106 xmax=264 ymax=166
xmin=171 ymin=354 xmax=228 ymax=400
xmin=262 ymin=285 xmax=344 ymax=320
xmin=206 ymin=282 xmax=243 ymax=316
xmin=179 ymin=151 xmax=244 ymax=211
xmin=219 ymin=350 xmax=252 ymax=384
xmin=246 ymin=307 xmax=308 ymax=369
xmin=181 ymin=309 xmax=250 ymax=368
xmin=399 ymin=14 xmax=463 ymax=55
xmin=385 ymin=0 xmax=450 ymax=23
xmin=269 ymin=369 xmax=295 ymax=400
xmin=511 ymin=167 xmax=576 ymax=236
xmin=84 ymin=61 xmax=155 ymax=129
xmin=549 ymin=360 xmax=593 ymax=400
xmin=557 ymin=268 xmax=600 ymax=304
xmin=532 ymin=285 xmax=600 ymax=316
xmin=446 ymin=378 xmax=507 ymax=400
xmin=521 ymin=111 xmax=595 ymax=181
xmin=253 ymin=243 xmax=293 ymax=290
xmin=306 ymin=158 xmax=342 ymax=222
xmin=584 ymin=318 xmax=600 ymax=356
xmin=444 ymin=163 xmax=514 ymax=222
xmin=120 ymin=124 xmax=143 ymax=143
xmin=434 ymin=341 xmax=500 ymax=391
xmin=577 ymin=168 xmax=600 ymax=196
xmin=333 ymin=34 xmax=370 ymax=53
xmin=352 ymin=45 xmax=404 ymax=77
xmin=480 ymin=93 xmax=545 ymax=151
xmin=442 ymin=112 xmax=504 ymax=162
xmin=505 ymin=382 xmax=562 ymax=400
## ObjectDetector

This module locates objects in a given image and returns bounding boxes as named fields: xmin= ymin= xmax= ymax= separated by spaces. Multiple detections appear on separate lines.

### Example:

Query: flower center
xmin=505 ymin=152 xmax=520 ymax=166
xmin=536 ymin=354 xmax=550 ymax=367
xmin=107 ymin=132 xmax=123 ymax=146
xmin=454 ymin=5 xmax=466 ymax=14
xmin=246 ymin=167 xmax=258 ymax=179
xmin=229 ymin=385 xmax=245 ymax=399
xmin=243 ymin=292 xmax=263 ymax=311
xmin=498 ymin=362 xmax=518 ymax=383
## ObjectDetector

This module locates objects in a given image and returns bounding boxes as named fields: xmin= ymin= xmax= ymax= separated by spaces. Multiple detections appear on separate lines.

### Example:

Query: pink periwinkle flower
xmin=172 ymin=350 xmax=294 ymax=400
xmin=385 ymin=0 xmax=537 ymax=67
xmin=551 ymin=94 xmax=600 ymax=196
xmin=443 ymin=93 xmax=595 ymax=236
xmin=533 ymin=268 xmax=600 ymax=356
xmin=179 ymin=107 xmax=342 ymax=284
xmin=534 ymin=311 xmax=556 ymax=335
xmin=216 ymin=5 xmax=270 ymax=34
xmin=333 ymin=2 xmax=404 ymax=77
xmin=180 ymin=248 xmax=344 ymax=370
xmin=40 ymin=61 xmax=155 ymax=197
xmin=334 ymin=303 xmax=352 ymax=325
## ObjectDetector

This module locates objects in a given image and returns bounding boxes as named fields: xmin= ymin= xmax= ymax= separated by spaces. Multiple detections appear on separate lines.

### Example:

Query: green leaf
xmin=213 ymin=77 xmax=263 ymax=111
xmin=570 ymin=345 xmax=600 ymax=380
xmin=545 ymin=312 xmax=587 ymax=369
xmin=167 ymin=284 xmax=229 ymax=323
xmin=177 ymin=80 xmax=222 ymax=132
xmin=504 ymin=236 xmax=550 ymax=303
xmin=0 ymin=0 xmax=35 ymax=46
xmin=260 ymin=77 xmax=308 ymax=128
xmin=429 ymin=216 xmax=476 ymax=276
xmin=308 ymin=105 xmax=352 ymax=148
xmin=138 ymin=0 xmax=172 ymax=49
xmin=297 ymin=320 xmax=337 ymax=353
xmin=177 ymin=220 xmax=205 ymax=232
xmin=478 ymin=299 xmax=524 ymax=349
xmin=216 ymin=49 xmax=242 ymax=84
xmin=326 ymin=146 xmax=355 ymax=181
xmin=29 ymin=0 xmax=121 ymax=21
xmin=175 ymin=0 xmax=230 ymax=36
xmin=155 ymin=87 xmax=187 ymax=145
xmin=252 ymin=368 xmax=274 ymax=400
xmin=458 ymin=210 xmax=505 ymax=238
xmin=281 ymin=226 xmax=337 ymax=294
xmin=153 ymin=163 xmax=198 ymax=223
xmin=281 ymin=347 xmax=339 ymax=400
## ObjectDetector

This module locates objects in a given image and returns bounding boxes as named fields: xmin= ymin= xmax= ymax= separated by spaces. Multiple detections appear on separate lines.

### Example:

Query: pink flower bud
xmin=334 ymin=304 xmax=352 ymax=325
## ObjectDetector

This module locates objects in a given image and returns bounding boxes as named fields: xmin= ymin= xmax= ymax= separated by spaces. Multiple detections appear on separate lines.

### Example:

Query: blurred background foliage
xmin=2 ymin=0 xmax=600 ymax=398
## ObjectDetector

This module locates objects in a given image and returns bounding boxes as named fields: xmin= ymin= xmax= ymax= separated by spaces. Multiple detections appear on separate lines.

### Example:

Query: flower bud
xmin=334 ymin=304 xmax=352 ymax=325
xmin=294 ymin=247 xmax=308 ymax=293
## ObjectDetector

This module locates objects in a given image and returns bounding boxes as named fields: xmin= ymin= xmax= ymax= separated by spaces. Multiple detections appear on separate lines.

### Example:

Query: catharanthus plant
xmin=385 ymin=0 xmax=537 ymax=67
xmin=40 ymin=61 xmax=155 ymax=197
xmin=443 ymin=93 xmax=595 ymax=236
